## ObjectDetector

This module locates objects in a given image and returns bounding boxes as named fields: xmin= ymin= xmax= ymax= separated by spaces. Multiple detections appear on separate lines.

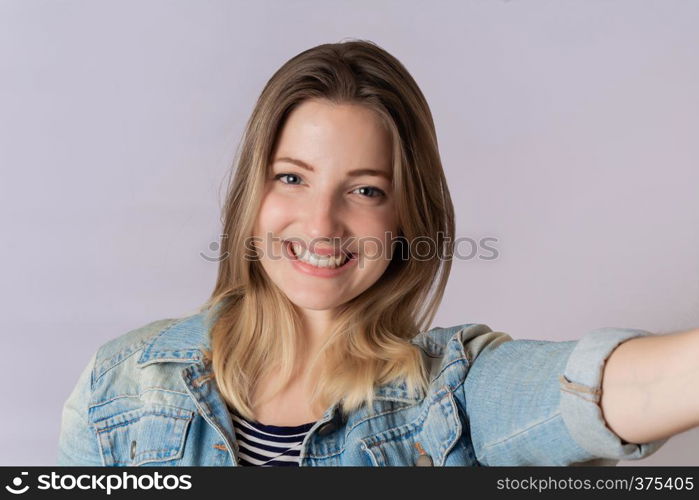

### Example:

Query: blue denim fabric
xmin=57 ymin=312 xmax=668 ymax=466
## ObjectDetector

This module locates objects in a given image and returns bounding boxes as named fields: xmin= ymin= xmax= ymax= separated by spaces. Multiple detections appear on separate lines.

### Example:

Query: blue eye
xmin=352 ymin=186 xmax=386 ymax=198
xmin=274 ymin=173 xmax=302 ymax=185
xmin=273 ymin=173 xmax=386 ymax=199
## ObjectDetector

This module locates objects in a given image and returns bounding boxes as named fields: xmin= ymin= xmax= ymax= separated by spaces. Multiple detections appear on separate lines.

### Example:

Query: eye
xmin=274 ymin=173 xmax=303 ymax=185
xmin=274 ymin=173 xmax=386 ymax=199
xmin=352 ymin=186 xmax=386 ymax=199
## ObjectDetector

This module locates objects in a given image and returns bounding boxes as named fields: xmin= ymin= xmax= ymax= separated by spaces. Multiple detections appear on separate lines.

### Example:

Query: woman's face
xmin=252 ymin=98 xmax=397 ymax=311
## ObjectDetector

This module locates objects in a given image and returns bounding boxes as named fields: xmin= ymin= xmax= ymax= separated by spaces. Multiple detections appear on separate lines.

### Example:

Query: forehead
xmin=273 ymin=99 xmax=393 ymax=172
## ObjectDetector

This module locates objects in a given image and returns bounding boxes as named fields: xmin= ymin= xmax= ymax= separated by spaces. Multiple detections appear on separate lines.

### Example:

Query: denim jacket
xmin=57 ymin=311 xmax=667 ymax=466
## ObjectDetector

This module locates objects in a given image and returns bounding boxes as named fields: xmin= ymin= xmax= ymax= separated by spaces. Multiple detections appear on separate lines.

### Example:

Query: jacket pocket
xmin=359 ymin=387 xmax=463 ymax=466
xmin=93 ymin=404 xmax=194 ymax=466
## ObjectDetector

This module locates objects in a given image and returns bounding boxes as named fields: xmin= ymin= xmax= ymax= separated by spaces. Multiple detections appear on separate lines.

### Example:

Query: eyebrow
xmin=273 ymin=156 xmax=392 ymax=180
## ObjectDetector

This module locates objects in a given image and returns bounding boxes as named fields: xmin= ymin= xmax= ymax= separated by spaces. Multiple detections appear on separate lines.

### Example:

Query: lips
xmin=284 ymin=240 xmax=359 ymax=278
xmin=284 ymin=240 xmax=356 ymax=261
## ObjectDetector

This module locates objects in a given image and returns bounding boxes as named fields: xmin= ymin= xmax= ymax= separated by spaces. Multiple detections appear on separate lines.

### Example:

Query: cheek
xmin=255 ymin=194 xmax=293 ymax=235
xmin=355 ymin=213 xmax=397 ymax=260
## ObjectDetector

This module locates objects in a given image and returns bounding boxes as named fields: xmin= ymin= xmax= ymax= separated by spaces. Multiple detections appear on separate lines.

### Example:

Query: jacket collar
xmin=137 ymin=312 xmax=213 ymax=366
xmin=136 ymin=309 xmax=423 ymax=403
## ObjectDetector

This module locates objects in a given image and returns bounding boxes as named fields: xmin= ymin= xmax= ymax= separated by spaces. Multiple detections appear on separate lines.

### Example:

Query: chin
xmin=284 ymin=292 xmax=344 ymax=311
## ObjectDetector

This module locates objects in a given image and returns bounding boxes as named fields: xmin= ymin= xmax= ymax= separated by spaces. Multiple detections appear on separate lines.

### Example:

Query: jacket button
xmin=415 ymin=454 xmax=433 ymax=466
xmin=130 ymin=440 xmax=137 ymax=460
xmin=317 ymin=421 xmax=336 ymax=436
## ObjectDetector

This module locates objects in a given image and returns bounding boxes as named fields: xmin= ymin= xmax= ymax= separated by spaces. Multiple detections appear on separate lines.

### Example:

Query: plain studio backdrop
xmin=1 ymin=0 xmax=698 ymax=466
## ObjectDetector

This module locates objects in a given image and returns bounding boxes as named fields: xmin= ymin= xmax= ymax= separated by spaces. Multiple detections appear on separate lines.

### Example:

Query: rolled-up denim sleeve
xmin=559 ymin=327 xmax=669 ymax=462
xmin=461 ymin=325 xmax=669 ymax=466
xmin=57 ymin=352 xmax=103 ymax=466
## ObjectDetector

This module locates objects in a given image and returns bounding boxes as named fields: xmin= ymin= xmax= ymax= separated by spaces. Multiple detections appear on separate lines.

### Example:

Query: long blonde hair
xmin=197 ymin=39 xmax=455 ymax=421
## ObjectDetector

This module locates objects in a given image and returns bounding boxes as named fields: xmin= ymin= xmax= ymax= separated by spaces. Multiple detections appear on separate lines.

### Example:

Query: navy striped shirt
xmin=229 ymin=408 xmax=316 ymax=466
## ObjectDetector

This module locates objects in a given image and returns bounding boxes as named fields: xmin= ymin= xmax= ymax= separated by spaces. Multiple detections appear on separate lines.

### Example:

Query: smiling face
xmin=252 ymin=98 xmax=398 ymax=312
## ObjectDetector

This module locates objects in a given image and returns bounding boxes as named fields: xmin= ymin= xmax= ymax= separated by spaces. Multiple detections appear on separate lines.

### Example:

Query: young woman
xmin=58 ymin=39 xmax=697 ymax=467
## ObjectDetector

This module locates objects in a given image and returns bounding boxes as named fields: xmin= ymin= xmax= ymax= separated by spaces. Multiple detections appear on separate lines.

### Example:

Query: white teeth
xmin=290 ymin=242 xmax=349 ymax=268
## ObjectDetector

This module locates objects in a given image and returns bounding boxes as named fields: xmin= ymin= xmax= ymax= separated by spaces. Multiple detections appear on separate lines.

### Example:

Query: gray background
xmin=1 ymin=0 xmax=697 ymax=465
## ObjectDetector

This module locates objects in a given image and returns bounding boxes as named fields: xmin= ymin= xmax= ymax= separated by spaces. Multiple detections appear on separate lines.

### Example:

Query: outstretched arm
xmin=461 ymin=324 xmax=667 ymax=465
xmin=601 ymin=327 xmax=699 ymax=444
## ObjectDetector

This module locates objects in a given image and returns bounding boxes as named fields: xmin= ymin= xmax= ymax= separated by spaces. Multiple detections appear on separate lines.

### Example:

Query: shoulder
xmin=92 ymin=317 xmax=179 ymax=381
xmin=92 ymin=310 xmax=213 ymax=383
xmin=397 ymin=322 xmax=514 ymax=398
xmin=411 ymin=323 xmax=513 ymax=363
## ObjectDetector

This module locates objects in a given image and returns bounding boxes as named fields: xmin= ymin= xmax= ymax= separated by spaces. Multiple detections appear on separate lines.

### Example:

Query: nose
xmin=301 ymin=190 xmax=345 ymax=241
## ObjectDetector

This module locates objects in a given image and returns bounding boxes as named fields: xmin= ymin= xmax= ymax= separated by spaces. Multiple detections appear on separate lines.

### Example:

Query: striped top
xmin=229 ymin=408 xmax=316 ymax=466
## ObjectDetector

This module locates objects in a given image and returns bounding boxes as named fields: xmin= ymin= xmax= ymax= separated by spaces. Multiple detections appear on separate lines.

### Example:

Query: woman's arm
xmin=461 ymin=324 xmax=667 ymax=465
xmin=601 ymin=327 xmax=699 ymax=444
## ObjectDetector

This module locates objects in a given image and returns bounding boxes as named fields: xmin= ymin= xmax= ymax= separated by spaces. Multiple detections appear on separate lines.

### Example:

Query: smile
xmin=285 ymin=241 xmax=358 ymax=277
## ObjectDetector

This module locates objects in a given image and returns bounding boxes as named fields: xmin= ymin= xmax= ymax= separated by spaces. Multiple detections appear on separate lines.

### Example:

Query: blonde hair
xmin=197 ymin=39 xmax=455 ymax=421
